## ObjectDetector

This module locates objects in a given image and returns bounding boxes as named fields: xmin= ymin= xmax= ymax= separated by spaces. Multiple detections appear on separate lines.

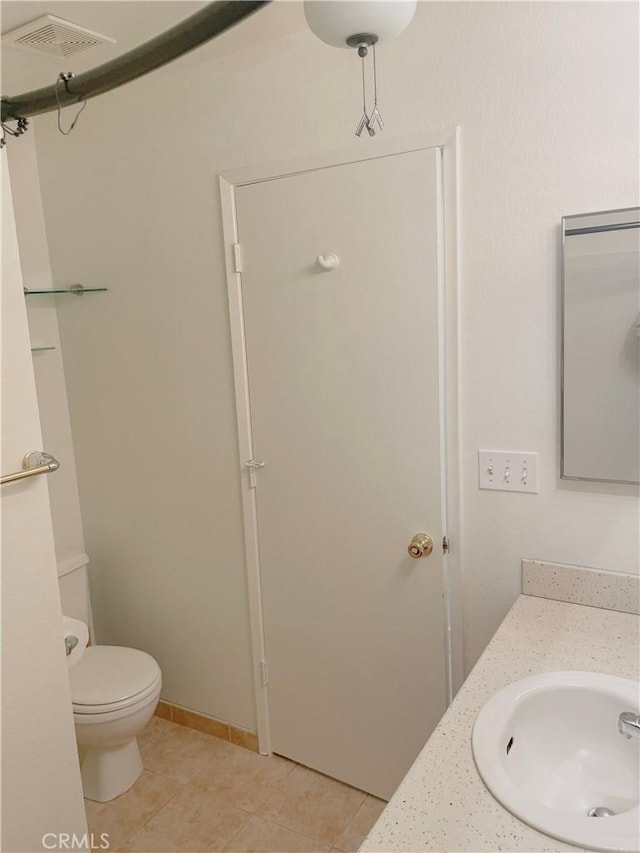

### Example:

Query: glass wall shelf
xmin=24 ymin=285 xmax=108 ymax=296
xmin=30 ymin=346 xmax=56 ymax=352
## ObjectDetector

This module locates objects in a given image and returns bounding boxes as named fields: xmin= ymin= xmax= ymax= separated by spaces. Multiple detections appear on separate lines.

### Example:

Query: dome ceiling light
xmin=303 ymin=0 xmax=417 ymax=137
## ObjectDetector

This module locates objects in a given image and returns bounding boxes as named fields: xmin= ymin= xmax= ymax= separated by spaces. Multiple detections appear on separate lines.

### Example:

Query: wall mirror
xmin=561 ymin=206 xmax=640 ymax=484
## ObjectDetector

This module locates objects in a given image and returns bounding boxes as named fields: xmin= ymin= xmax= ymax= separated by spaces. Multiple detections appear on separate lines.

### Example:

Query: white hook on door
xmin=317 ymin=253 xmax=339 ymax=271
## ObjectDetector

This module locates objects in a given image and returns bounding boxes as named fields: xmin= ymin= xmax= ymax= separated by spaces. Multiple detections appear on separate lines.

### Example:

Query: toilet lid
xmin=70 ymin=645 xmax=161 ymax=707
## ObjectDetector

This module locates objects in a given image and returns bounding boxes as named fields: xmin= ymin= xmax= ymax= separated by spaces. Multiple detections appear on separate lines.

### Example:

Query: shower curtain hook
xmin=0 ymin=104 xmax=29 ymax=148
xmin=55 ymin=72 xmax=87 ymax=136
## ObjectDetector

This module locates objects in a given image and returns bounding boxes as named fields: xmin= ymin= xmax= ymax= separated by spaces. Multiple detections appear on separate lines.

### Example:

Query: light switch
xmin=478 ymin=450 xmax=539 ymax=493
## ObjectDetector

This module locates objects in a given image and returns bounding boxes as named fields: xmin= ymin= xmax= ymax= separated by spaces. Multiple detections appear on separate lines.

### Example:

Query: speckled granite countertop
xmin=360 ymin=594 xmax=639 ymax=852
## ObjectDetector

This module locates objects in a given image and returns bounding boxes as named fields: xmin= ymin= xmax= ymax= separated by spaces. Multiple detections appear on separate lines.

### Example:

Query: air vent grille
xmin=3 ymin=15 xmax=115 ymax=57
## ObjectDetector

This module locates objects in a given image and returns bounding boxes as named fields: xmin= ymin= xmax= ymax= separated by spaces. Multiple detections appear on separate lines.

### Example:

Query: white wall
xmin=1 ymin=156 xmax=87 ymax=852
xmin=8 ymin=1 xmax=638 ymax=729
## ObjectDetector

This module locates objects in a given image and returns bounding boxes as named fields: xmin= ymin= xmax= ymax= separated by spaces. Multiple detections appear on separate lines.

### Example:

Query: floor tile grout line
xmin=186 ymin=756 xmax=305 ymax=815
xmin=251 ymin=765 xmax=370 ymax=848
xmin=220 ymin=806 xmax=256 ymax=850
xmin=335 ymin=792 xmax=384 ymax=846
xmin=124 ymin=787 xmax=260 ymax=852
xmin=120 ymin=760 xmax=297 ymax=848
xmin=333 ymin=804 xmax=362 ymax=849
xmin=254 ymin=798 xmax=367 ymax=848
xmin=219 ymin=808 xmax=304 ymax=852
xmin=221 ymin=812 xmax=339 ymax=853
xmin=132 ymin=764 xmax=192 ymax=785
xmin=119 ymin=783 xmax=186 ymax=850
xmin=125 ymin=796 xmax=254 ymax=846
xmin=279 ymin=755 xmax=300 ymax=778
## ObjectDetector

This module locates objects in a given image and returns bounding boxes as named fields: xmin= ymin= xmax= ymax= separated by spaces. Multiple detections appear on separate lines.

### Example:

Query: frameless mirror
xmin=561 ymin=207 xmax=640 ymax=484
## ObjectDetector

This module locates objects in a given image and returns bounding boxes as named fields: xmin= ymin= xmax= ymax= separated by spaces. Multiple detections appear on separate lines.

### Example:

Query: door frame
xmin=220 ymin=128 xmax=462 ymax=755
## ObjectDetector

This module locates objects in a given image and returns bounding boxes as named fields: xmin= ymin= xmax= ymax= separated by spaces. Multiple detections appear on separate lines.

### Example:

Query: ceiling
xmin=1 ymin=1 xmax=306 ymax=92
xmin=1 ymin=1 xmax=206 ymax=48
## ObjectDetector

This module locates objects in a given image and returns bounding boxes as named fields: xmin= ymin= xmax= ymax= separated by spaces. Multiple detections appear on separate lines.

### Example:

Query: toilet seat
xmin=71 ymin=646 xmax=161 ymax=715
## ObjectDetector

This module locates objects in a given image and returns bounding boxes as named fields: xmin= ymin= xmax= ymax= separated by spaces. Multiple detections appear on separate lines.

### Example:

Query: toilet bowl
xmin=70 ymin=645 xmax=161 ymax=803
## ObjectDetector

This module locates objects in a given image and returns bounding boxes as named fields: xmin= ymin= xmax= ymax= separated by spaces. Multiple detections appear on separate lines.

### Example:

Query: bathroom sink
xmin=472 ymin=671 xmax=640 ymax=852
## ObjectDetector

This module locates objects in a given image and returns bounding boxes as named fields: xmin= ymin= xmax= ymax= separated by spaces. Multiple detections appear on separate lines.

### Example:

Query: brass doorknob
xmin=408 ymin=533 xmax=433 ymax=558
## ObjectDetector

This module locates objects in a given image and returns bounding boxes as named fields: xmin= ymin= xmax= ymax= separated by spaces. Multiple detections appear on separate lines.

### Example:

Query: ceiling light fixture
xmin=303 ymin=0 xmax=417 ymax=137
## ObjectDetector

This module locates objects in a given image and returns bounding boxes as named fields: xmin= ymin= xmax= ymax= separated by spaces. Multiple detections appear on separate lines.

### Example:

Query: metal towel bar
xmin=1 ymin=451 xmax=60 ymax=485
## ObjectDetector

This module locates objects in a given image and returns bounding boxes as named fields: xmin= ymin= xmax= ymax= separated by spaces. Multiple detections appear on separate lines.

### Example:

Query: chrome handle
xmin=408 ymin=533 xmax=433 ymax=559
xmin=1 ymin=451 xmax=60 ymax=485
xmin=618 ymin=712 xmax=640 ymax=739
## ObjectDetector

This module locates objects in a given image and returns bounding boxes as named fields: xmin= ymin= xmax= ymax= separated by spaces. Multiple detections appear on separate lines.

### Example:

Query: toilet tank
xmin=58 ymin=553 xmax=95 ymax=642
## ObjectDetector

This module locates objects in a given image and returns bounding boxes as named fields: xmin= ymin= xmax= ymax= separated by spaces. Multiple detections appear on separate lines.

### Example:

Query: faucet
xmin=618 ymin=712 xmax=640 ymax=739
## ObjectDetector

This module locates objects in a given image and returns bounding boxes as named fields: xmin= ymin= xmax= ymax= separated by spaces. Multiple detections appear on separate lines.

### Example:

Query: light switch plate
xmin=478 ymin=450 xmax=539 ymax=493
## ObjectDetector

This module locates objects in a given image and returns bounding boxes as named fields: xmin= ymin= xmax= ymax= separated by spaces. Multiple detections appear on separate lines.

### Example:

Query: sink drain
xmin=587 ymin=807 xmax=616 ymax=817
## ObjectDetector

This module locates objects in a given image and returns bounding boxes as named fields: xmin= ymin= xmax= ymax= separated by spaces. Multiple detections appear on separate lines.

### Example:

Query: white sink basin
xmin=472 ymin=671 xmax=640 ymax=852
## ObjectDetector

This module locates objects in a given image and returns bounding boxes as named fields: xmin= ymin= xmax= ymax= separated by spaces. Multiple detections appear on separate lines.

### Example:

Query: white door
xmin=233 ymin=148 xmax=446 ymax=799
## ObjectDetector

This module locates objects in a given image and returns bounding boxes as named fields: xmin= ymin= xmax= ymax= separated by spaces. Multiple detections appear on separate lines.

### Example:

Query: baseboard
xmin=154 ymin=700 xmax=258 ymax=752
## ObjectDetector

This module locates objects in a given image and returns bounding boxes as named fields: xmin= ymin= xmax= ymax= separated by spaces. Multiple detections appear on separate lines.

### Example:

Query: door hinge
xmin=245 ymin=458 xmax=266 ymax=488
xmin=442 ymin=535 xmax=450 ymax=554
xmin=260 ymin=660 xmax=269 ymax=686
xmin=233 ymin=242 xmax=243 ymax=273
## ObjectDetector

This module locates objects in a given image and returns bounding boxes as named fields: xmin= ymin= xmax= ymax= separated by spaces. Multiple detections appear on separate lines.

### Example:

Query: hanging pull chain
xmin=55 ymin=73 xmax=87 ymax=136
xmin=355 ymin=52 xmax=375 ymax=138
xmin=367 ymin=44 xmax=384 ymax=133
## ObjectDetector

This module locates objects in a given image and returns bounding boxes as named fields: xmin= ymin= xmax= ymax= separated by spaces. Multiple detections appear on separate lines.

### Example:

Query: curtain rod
xmin=1 ymin=1 xmax=270 ymax=123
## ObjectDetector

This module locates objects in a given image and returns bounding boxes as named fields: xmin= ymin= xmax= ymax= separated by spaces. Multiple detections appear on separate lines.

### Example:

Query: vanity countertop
xmin=360 ymin=593 xmax=639 ymax=852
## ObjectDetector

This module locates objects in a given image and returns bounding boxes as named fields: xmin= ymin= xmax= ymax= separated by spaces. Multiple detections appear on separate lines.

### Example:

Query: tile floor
xmin=84 ymin=717 xmax=386 ymax=853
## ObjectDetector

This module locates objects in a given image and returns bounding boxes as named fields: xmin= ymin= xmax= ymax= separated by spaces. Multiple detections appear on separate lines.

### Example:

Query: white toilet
xmin=70 ymin=644 xmax=162 ymax=802
xmin=60 ymin=556 xmax=162 ymax=802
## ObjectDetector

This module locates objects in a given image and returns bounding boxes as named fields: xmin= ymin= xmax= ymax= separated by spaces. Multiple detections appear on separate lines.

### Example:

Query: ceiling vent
xmin=2 ymin=14 xmax=116 ymax=58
